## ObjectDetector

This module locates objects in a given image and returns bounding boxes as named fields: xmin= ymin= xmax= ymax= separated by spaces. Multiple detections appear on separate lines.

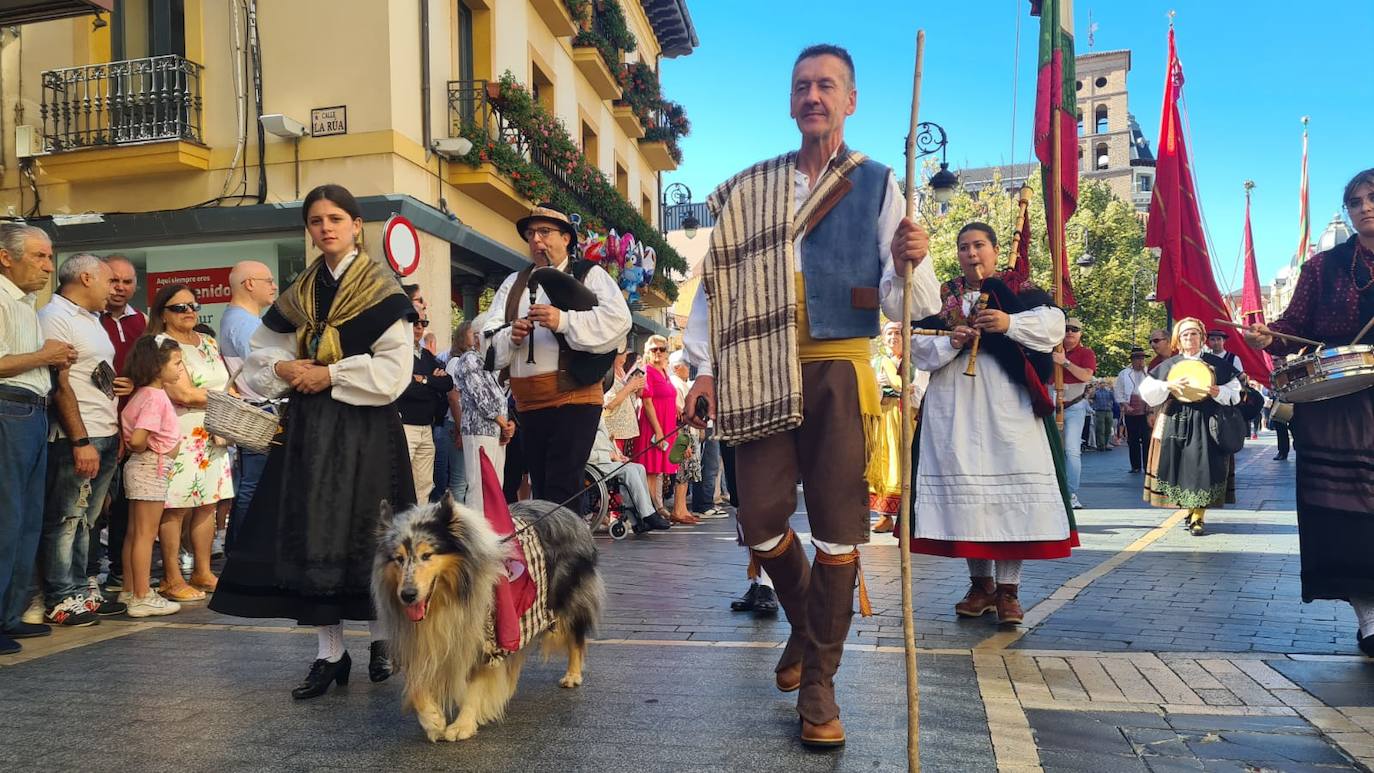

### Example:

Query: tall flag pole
xmin=1296 ymin=117 xmax=1311 ymax=265
xmin=1144 ymin=20 xmax=1272 ymax=386
xmin=1240 ymin=181 xmax=1275 ymax=373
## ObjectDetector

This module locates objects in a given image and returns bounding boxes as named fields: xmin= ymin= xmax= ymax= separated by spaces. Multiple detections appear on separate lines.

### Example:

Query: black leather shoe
xmin=642 ymin=512 xmax=672 ymax=531
xmin=753 ymin=585 xmax=779 ymax=617
xmin=1359 ymin=634 xmax=1374 ymax=659
xmin=291 ymin=651 xmax=351 ymax=699
xmin=730 ymin=583 xmax=760 ymax=612
xmin=1273 ymin=454 xmax=1288 ymax=461
xmin=3 ymin=622 xmax=51 ymax=639
xmin=369 ymin=640 xmax=393 ymax=682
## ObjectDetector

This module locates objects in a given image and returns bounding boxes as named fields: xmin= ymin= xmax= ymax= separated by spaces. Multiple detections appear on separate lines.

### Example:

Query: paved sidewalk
xmin=1 ymin=430 xmax=1371 ymax=772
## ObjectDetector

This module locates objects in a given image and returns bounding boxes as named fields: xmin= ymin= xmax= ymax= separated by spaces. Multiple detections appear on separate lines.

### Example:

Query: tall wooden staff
xmin=1049 ymin=91 xmax=1067 ymax=428
xmin=898 ymin=28 xmax=926 ymax=773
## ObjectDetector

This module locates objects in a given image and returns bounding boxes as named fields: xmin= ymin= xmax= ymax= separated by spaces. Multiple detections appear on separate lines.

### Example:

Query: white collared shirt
xmin=39 ymin=292 xmax=119 ymax=437
xmin=0 ymin=273 xmax=52 ymax=398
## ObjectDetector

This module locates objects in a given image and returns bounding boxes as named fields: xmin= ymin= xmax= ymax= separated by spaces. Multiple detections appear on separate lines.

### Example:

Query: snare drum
xmin=1271 ymin=345 xmax=1374 ymax=403
xmin=1270 ymin=401 xmax=1293 ymax=423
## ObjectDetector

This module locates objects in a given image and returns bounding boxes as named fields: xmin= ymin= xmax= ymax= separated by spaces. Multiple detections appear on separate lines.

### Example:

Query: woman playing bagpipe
xmin=1245 ymin=168 xmax=1374 ymax=657
xmin=1138 ymin=317 xmax=1241 ymax=537
xmin=908 ymin=222 xmax=1077 ymax=626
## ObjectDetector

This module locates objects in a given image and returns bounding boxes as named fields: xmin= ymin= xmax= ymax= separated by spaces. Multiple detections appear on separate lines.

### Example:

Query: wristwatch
xmin=72 ymin=437 xmax=91 ymax=448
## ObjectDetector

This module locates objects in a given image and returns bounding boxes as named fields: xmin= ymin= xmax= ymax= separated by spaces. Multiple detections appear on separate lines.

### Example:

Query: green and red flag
xmin=1031 ymin=0 xmax=1078 ymax=307
xmin=1295 ymin=117 xmax=1311 ymax=265
xmin=1145 ymin=26 xmax=1271 ymax=385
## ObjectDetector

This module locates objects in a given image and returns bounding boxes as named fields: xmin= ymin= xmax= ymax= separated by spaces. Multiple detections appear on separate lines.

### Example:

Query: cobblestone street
xmin=3 ymin=433 xmax=1372 ymax=772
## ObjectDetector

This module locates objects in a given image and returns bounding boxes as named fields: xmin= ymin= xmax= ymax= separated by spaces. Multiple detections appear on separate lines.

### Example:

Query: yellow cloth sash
xmin=794 ymin=275 xmax=885 ymax=491
xmin=273 ymin=251 xmax=403 ymax=366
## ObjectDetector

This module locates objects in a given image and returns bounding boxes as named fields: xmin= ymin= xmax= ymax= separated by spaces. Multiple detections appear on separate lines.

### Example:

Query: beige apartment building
xmin=0 ymin=0 xmax=696 ymax=338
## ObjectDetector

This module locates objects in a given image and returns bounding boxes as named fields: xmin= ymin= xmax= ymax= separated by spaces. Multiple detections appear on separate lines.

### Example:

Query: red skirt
xmin=910 ymin=533 xmax=1080 ymax=560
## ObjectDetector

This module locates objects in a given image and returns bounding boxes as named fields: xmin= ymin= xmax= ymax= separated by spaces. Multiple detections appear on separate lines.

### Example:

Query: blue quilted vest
xmin=799 ymin=158 xmax=889 ymax=340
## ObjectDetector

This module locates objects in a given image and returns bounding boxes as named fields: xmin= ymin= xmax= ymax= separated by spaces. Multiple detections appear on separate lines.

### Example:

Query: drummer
xmin=1245 ymin=167 xmax=1374 ymax=658
xmin=1138 ymin=317 xmax=1242 ymax=536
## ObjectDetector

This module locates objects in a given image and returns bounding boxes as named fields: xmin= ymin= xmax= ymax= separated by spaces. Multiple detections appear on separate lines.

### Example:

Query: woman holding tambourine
xmin=1245 ymin=167 xmax=1374 ymax=658
xmin=1138 ymin=317 xmax=1242 ymax=537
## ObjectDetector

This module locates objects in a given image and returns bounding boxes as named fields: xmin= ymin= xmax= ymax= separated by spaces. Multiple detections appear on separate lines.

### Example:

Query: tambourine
xmin=1165 ymin=359 xmax=1214 ymax=403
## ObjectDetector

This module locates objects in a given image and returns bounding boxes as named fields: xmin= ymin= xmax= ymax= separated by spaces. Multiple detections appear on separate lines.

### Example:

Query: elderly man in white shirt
xmin=0 ymin=224 xmax=77 ymax=653
xmin=484 ymin=204 xmax=631 ymax=506
xmin=36 ymin=253 xmax=132 ymax=624
xmin=1114 ymin=346 xmax=1151 ymax=474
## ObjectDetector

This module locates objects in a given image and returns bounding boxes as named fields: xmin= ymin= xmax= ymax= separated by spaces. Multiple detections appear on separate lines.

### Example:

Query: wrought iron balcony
xmin=447 ymin=79 xmax=587 ymax=201
xmin=40 ymin=55 xmax=204 ymax=153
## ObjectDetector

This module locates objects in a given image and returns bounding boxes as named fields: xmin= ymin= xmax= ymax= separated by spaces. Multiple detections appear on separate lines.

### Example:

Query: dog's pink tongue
xmin=405 ymin=600 xmax=427 ymax=622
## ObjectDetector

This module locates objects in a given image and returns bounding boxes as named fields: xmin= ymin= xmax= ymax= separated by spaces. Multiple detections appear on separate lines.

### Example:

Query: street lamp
xmin=662 ymin=182 xmax=699 ymax=238
xmin=1129 ymin=266 xmax=1157 ymax=344
xmin=909 ymin=122 xmax=959 ymax=204
xmin=1068 ymin=224 xmax=1096 ymax=266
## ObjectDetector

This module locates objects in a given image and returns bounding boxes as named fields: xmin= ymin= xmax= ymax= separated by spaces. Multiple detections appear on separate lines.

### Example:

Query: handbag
xmin=1207 ymin=404 xmax=1248 ymax=455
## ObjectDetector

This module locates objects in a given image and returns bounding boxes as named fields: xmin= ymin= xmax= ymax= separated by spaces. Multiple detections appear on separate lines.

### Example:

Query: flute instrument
xmin=1211 ymin=319 xmax=1323 ymax=348
xmin=525 ymin=282 xmax=539 ymax=364
xmin=963 ymin=282 xmax=990 ymax=377
xmin=911 ymin=328 xmax=954 ymax=337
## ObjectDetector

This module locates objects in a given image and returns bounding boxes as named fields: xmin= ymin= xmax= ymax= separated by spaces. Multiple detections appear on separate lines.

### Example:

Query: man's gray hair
xmin=0 ymin=222 xmax=50 ymax=259
xmin=57 ymin=252 xmax=104 ymax=287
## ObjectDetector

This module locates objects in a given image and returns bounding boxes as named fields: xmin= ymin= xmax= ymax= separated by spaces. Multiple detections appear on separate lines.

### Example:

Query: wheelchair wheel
xmin=608 ymin=520 xmax=628 ymax=540
xmin=581 ymin=468 xmax=610 ymax=531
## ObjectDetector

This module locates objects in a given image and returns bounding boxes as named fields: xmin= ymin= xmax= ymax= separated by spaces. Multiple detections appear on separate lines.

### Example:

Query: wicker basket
xmin=204 ymin=391 xmax=278 ymax=453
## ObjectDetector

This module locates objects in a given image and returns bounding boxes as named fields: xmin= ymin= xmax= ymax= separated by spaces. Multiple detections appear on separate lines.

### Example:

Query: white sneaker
xmin=116 ymin=591 xmax=133 ymax=604
xmin=179 ymin=550 xmax=194 ymax=574
xmin=211 ymin=530 xmax=226 ymax=558
xmin=697 ymin=508 xmax=728 ymax=520
xmin=1070 ymin=493 xmax=1084 ymax=509
xmin=126 ymin=592 xmax=181 ymax=618
xmin=21 ymin=596 xmax=45 ymax=625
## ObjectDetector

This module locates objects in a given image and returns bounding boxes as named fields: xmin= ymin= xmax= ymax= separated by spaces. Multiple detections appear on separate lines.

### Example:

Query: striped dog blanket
xmin=482 ymin=517 xmax=553 ymax=663
xmin=703 ymin=148 xmax=868 ymax=444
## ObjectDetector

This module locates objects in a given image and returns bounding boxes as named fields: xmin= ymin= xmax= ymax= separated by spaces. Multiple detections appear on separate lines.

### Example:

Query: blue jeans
xmin=0 ymin=397 xmax=48 ymax=630
xmin=40 ymin=435 xmax=120 ymax=607
xmin=228 ymin=448 xmax=269 ymax=554
xmin=690 ymin=437 xmax=721 ymax=512
xmin=444 ymin=420 xmax=469 ymax=503
xmin=1060 ymin=400 xmax=1088 ymax=495
xmin=431 ymin=423 xmax=452 ymax=503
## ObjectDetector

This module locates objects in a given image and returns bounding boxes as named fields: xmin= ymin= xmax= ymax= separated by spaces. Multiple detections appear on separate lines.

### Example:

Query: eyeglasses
xmin=1344 ymin=192 xmax=1374 ymax=211
xmin=166 ymin=302 xmax=201 ymax=314
xmin=522 ymin=226 xmax=562 ymax=242
xmin=649 ymin=346 xmax=667 ymax=353
xmin=241 ymin=276 xmax=275 ymax=286
xmin=414 ymin=319 xmax=430 ymax=328
xmin=1065 ymin=326 xmax=1081 ymax=333
xmin=1149 ymin=338 xmax=1165 ymax=344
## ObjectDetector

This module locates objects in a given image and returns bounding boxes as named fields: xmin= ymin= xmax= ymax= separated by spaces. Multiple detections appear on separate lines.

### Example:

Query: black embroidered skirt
xmin=210 ymin=390 xmax=416 ymax=626
xmin=1290 ymin=387 xmax=1374 ymax=603
xmin=1144 ymin=401 xmax=1233 ymax=509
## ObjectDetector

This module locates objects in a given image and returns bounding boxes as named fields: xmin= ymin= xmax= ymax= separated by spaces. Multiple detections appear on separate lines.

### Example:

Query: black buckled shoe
xmin=369 ymin=640 xmax=393 ymax=682
xmin=642 ymin=512 xmax=672 ymax=532
xmin=753 ymin=585 xmax=779 ymax=617
xmin=291 ymin=651 xmax=351 ymax=699
xmin=730 ymin=583 xmax=760 ymax=612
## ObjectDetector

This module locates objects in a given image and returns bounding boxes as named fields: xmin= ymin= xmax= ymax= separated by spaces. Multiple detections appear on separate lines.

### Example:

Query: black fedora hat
xmin=515 ymin=203 xmax=578 ymax=246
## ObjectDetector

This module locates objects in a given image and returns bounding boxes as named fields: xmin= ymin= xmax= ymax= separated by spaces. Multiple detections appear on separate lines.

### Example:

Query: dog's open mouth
xmin=405 ymin=599 xmax=428 ymax=622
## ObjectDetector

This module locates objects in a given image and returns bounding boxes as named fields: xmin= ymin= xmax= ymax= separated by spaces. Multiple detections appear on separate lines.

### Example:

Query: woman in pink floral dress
xmin=637 ymin=335 xmax=691 ymax=523
xmin=150 ymin=284 xmax=234 ymax=602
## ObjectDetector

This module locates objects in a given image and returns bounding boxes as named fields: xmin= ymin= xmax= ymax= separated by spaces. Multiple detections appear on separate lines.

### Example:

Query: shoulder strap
xmin=570 ymin=259 xmax=596 ymax=283
xmin=505 ymin=266 xmax=534 ymax=324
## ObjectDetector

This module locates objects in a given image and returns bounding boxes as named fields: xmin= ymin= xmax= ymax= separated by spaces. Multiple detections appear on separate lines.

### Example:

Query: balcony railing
xmin=40 ymin=55 xmax=204 ymax=153
xmin=448 ymin=79 xmax=589 ymax=201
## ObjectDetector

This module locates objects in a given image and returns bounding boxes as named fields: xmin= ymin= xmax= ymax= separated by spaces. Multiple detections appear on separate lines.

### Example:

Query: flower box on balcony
xmin=446 ymin=162 xmax=535 ymax=221
xmin=38 ymin=140 xmax=210 ymax=183
xmin=530 ymin=0 xmax=577 ymax=37
xmin=638 ymin=286 xmax=671 ymax=309
xmin=639 ymin=140 xmax=678 ymax=172
xmin=572 ymin=47 xmax=621 ymax=101
xmin=612 ymin=104 xmax=645 ymax=139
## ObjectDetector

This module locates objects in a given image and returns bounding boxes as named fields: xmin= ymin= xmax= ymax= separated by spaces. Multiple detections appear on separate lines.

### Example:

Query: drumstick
xmin=1352 ymin=314 xmax=1374 ymax=346
xmin=1211 ymin=319 xmax=1323 ymax=348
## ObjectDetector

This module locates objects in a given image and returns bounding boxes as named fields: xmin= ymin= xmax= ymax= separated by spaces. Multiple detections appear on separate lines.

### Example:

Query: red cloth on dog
xmin=480 ymin=449 xmax=536 ymax=651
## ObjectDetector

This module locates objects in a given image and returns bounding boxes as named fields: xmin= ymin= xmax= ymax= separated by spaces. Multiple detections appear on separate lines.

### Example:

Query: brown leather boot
xmin=797 ymin=551 xmax=860 ymax=745
xmin=996 ymin=583 xmax=1023 ymax=625
xmin=750 ymin=531 xmax=810 ymax=692
xmin=954 ymin=577 xmax=998 ymax=618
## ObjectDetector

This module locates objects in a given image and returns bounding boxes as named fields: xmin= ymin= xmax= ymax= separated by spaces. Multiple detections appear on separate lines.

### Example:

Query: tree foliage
xmin=917 ymin=172 xmax=1165 ymax=375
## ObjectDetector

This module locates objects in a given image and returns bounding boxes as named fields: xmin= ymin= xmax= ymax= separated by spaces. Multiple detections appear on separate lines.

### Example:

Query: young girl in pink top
xmin=120 ymin=337 xmax=186 ymax=618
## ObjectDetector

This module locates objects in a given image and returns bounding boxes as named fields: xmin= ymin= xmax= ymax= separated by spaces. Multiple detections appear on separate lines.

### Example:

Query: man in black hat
xmin=483 ymin=204 xmax=631 ymax=504
xmin=1206 ymin=329 xmax=1243 ymax=373
xmin=1114 ymin=346 xmax=1151 ymax=473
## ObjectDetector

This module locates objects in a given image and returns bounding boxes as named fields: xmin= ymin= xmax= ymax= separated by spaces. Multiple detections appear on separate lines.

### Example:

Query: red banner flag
xmin=1032 ymin=0 xmax=1079 ymax=307
xmin=1240 ymin=186 xmax=1275 ymax=374
xmin=1144 ymin=26 xmax=1271 ymax=386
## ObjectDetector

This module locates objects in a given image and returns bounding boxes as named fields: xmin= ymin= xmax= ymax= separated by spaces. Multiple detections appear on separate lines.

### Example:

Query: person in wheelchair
xmin=588 ymin=419 xmax=671 ymax=533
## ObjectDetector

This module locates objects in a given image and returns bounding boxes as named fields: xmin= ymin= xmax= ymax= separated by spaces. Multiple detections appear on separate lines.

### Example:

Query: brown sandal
xmin=161 ymin=584 xmax=207 ymax=602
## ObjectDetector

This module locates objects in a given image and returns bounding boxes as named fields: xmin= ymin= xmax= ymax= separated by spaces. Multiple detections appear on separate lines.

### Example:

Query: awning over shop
xmin=0 ymin=0 xmax=110 ymax=26
xmin=632 ymin=312 xmax=669 ymax=337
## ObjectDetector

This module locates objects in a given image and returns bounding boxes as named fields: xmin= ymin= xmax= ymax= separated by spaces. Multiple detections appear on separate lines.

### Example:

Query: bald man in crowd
xmin=219 ymin=260 xmax=278 ymax=554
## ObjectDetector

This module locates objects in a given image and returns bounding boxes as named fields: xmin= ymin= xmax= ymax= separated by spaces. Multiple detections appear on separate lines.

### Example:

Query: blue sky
xmin=659 ymin=1 xmax=1374 ymax=288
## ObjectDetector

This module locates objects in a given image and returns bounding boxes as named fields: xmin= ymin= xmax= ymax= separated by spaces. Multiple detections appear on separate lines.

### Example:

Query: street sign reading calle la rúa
xmin=310 ymin=106 xmax=347 ymax=137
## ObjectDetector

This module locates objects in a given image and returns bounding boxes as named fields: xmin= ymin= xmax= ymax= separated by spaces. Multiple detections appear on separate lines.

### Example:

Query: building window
xmin=1075 ymin=80 xmax=1082 ymax=92
xmin=1095 ymin=143 xmax=1109 ymax=171
xmin=1076 ymin=111 xmax=1083 ymax=136
xmin=112 ymin=0 xmax=186 ymax=60
xmin=1078 ymin=147 xmax=1084 ymax=171
xmin=641 ymin=193 xmax=653 ymax=223
xmin=1095 ymin=76 xmax=1108 ymax=88
xmin=531 ymin=60 xmax=554 ymax=113
xmin=581 ymin=121 xmax=599 ymax=169
xmin=457 ymin=1 xmax=474 ymax=84
xmin=1137 ymin=175 xmax=1153 ymax=192
xmin=615 ymin=163 xmax=629 ymax=199
xmin=1095 ymin=105 xmax=1108 ymax=134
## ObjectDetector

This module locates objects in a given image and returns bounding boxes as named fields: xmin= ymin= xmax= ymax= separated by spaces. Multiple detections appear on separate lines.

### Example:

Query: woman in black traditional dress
xmin=209 ymin=184 xmax=417 ymax=697
xmin=1246 ymin=168 xmax=1374 ymax=657
xmin=1138 ymin=317 xmax=1241 ymax=537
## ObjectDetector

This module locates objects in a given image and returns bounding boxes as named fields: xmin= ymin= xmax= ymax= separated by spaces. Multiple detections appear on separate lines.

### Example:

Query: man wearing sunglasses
xmin=1052 ymin=317 xmax=1096 ymax=509
xmin=483 ymin=204 xmax=631 ymax=506
xmin=396 ymin=315 xmax=452 ymax=503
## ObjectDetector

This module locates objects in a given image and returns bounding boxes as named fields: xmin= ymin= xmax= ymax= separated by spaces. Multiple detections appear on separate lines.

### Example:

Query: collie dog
xmin=372 ymin=493 xmax=603 ymax=742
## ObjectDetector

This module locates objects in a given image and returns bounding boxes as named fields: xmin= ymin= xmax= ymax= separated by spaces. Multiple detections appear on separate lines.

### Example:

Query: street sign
xmin=383 ymin=215 xmax=421 ymax=277
xmin=310 ymin=105 xmax=347 ymax=137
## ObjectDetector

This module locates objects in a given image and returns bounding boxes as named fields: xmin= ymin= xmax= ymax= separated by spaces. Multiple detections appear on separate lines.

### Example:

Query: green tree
xmin=918 ymin=173 xmax=1165 ymax=375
